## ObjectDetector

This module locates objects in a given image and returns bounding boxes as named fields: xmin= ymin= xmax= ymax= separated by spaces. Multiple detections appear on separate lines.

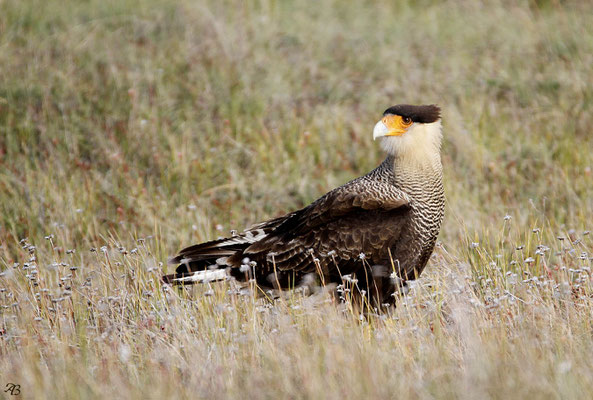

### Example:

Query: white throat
xmin=378 ymin=120 xmax=442 ymax=169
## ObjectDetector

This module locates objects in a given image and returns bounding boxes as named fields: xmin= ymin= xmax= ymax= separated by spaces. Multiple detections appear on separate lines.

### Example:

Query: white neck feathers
xmin=379 ymin=120 xmax=442 ymax=170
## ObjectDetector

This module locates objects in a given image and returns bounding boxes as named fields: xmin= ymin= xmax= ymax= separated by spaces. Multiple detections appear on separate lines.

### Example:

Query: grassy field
xmin=1 ymin=0 xmax=593 ymax=398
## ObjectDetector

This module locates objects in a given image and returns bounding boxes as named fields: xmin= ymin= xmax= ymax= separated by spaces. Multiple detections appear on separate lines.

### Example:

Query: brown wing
xmin=230 ymin=180 xmax=411 ymax=277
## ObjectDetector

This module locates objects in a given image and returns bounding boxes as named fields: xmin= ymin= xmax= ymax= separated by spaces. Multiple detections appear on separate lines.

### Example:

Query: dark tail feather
xmin=169 ymin=236 xmax=252 ymax=265
xmin=162 ymin=259 xmax=214 ymax=286
xmin=164 ymin=228 xmax=275 ymax=285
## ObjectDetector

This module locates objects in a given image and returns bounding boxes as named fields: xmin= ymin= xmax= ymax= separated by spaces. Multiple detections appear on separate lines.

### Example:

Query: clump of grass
xmin=1 ymin=217 xmax=592 ymax=398
xmin=1 ymin=0 xmax=593 ymax=398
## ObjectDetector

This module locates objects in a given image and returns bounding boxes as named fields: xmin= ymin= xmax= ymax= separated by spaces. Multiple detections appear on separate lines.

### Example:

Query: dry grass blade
xmin=1 ymin=0 xmax=593 ymax=398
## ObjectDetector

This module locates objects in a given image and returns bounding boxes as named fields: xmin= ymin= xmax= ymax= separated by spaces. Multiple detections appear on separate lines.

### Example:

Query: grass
xmin=1 ymin=0 xmax=593 ymax=398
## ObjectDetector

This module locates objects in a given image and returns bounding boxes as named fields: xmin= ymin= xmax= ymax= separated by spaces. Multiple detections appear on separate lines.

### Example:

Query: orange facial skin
xmin=381 ymin=114 xmax=413 ymax=136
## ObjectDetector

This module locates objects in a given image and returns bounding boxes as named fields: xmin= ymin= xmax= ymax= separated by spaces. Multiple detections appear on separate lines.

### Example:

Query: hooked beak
xmin=373 ymin=115 xmax=411 ymax=140
xmin=373 ymin=120 xmax=389 ymax=140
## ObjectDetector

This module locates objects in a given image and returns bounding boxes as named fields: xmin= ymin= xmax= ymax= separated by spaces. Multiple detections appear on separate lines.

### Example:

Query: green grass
xmin=1 ymin=0 xmax=593 ymax=398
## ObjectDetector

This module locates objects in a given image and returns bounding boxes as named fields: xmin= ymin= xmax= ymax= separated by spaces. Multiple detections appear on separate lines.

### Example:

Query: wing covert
xmin=241 ymin=178 xmax=411 ymax=275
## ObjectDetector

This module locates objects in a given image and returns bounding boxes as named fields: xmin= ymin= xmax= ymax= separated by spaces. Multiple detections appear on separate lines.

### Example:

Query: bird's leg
xmin=370 ymin=264 xmax=396 ymax=308
xmin=369 ymin=264 xmax=411 ymax=308
xmin=389 ymin=276 xmax=410 ymax=307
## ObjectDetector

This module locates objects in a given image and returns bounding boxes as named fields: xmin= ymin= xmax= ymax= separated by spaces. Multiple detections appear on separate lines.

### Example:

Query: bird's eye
xmin=402 ymin=117 xmax=412 ymax=125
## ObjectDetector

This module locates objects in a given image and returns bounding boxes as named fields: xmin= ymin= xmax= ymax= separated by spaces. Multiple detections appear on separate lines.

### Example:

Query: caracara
xmin=163 ymin=104 xmax=444 ymax=306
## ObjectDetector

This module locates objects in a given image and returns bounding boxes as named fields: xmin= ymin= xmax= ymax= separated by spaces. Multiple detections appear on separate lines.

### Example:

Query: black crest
xmin=383 ymin=104 xmax=441 ymax=124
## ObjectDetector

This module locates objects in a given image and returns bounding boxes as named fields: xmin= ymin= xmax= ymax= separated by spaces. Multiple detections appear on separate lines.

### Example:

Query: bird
xmin=163 ymin=104 xmax=445 ymax=307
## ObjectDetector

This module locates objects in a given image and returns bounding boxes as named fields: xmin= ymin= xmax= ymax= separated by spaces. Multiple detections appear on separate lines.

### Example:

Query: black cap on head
xmin=383 ymin=104 xmax=441 ymax=124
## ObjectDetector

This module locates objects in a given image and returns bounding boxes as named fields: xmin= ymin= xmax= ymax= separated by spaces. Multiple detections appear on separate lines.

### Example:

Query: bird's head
xmin=373 ymin=104 xmax=442 ymax=164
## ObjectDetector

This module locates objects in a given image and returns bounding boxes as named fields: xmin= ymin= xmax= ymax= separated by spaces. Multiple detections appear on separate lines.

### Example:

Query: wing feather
xmin=235 ymin=180 xmax=411 ymax=275
xmin=168 ymin=171 xmax=411 ymax=285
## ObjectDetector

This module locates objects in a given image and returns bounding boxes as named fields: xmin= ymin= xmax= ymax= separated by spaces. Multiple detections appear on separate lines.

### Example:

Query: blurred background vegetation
xmin=0 ymin=0 xmax=592 ymax=398
xmin=1 ymin=0 xmax=591 ymax=257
